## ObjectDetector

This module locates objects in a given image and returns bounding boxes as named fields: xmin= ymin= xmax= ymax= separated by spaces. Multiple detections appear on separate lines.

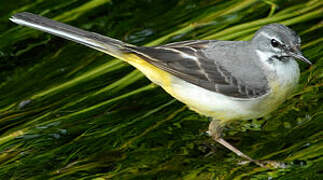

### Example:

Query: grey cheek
xmin=275 ymin=47 xmax=283 ymax=55
xmin=268 ymin=57 xmax=274 ymax=64
xmin=261 ymin=43 xmax=271 ymax=52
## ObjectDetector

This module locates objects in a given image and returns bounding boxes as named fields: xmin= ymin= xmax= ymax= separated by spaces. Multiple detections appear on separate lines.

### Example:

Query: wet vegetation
xmin=0 ymin=0 xmax=322 ymax=179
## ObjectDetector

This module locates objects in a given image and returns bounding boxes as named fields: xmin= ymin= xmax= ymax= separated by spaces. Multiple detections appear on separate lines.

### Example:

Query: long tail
xmin=10 ymin=12 xmax=173 ymax=87
xmin=10 ymin=12 xmax=131 ymax=60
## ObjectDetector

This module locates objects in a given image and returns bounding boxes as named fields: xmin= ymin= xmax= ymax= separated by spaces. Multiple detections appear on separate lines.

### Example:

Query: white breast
xmin=262 ymin=56 xmax=300 ymax=110
xmin=256 ymin=50 xmax=300 ymax=101
xmin=164 ymin=53 xmax=300 ymax=123
xmin=167 ymin=76 xmax=270 ymax=123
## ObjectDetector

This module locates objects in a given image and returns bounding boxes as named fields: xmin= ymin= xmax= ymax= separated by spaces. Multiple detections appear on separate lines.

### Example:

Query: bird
xmin=9 ymin=12 xmax=311 ymax=168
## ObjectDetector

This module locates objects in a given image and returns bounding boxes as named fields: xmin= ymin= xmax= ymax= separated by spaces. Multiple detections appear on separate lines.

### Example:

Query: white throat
xmin=256 ymin=50 xmax=300 ymax=98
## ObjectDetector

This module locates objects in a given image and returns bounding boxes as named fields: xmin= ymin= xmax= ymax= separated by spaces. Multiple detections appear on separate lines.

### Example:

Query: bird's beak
xmin=287 ymin=48 xmax=312 ymax=65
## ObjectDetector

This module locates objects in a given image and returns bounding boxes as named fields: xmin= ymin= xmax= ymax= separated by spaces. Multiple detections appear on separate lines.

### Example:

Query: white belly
xmin=168 ymin=76 xmax=268 ymax=122
xmin=165 ymin=59 xmax=300 ymax=124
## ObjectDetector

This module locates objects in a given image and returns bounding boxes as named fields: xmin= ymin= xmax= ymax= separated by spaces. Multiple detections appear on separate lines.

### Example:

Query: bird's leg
xmin=208 ymin=119 xmax=284 ymax=168
xmin=208 ymin=120 xmax=260 ymax=165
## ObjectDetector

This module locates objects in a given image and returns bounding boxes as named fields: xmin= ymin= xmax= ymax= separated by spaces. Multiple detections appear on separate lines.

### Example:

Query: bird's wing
xmin=125 ymin=40 xmax=269 ymax=98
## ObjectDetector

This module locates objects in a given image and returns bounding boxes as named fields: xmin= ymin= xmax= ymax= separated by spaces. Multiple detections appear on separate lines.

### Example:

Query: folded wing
xmin=125 ymin=40 xmax=269 ymax=99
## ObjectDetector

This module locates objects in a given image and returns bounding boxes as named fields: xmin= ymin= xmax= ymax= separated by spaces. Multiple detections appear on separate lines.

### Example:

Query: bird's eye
xmin=271 ymin=39 xmax=280 ymax=47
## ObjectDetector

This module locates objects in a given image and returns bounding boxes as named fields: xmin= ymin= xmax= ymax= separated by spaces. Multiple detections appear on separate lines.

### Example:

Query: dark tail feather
xmin=10 ymin=12 xmax=131 ymax=59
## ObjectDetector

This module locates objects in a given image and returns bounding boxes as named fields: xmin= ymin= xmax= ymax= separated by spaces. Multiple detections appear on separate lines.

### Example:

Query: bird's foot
xmin=238 ymin=160 xmax=287 ymax=169
xmin=200 ymin=142 xmax=217 ymax=157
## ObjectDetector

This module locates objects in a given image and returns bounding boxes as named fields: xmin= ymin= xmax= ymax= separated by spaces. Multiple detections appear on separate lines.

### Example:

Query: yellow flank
xmin=122 ymin=53 xmax=229 ymax=119
xmin=121 ymin=53 xmax=174 ymax=91
xmin=266 ymin=80 xmax=288 ymax=109
xmin=121 ymin=53 xmax=235 ymax=119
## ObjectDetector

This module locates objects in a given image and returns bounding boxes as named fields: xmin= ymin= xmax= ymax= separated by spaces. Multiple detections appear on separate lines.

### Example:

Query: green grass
xmin=0 ymin=0 xmax=322 ymax=179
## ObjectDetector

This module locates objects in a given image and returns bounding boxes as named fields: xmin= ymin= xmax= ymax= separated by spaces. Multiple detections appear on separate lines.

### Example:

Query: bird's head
xmin=252 ymin=23 xmax=311 ymax=65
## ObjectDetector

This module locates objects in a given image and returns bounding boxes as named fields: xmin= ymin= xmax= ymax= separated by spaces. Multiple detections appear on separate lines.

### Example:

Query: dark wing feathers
xmin=124 ymin=40 xmax=268 ymax=98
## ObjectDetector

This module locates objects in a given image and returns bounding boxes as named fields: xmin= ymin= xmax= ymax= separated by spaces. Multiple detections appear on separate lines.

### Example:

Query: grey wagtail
xmin=10 ymin=12 xmax=311 ymax=168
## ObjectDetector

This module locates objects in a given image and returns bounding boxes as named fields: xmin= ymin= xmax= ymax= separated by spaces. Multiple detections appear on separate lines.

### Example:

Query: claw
xmin=259 ymin=160 xmax=287 ymax=169
xmin=239 ymin=160 xmax=287 ymax=169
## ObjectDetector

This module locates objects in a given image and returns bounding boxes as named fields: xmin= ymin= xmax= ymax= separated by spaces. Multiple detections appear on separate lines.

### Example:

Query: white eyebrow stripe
xmin=260 ymin=32 xmax=272 ymax=39
xmin=260 ymin=32 xmax=283 ymax=44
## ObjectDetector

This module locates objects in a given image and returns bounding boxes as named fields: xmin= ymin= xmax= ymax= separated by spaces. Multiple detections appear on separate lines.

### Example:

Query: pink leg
xmin=208 ymin=119 xmax=285 ymax=168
